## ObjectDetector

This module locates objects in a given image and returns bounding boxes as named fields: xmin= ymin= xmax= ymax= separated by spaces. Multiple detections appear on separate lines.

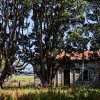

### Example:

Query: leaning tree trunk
xmin=0 ymin=61 xmax=11 ymax=88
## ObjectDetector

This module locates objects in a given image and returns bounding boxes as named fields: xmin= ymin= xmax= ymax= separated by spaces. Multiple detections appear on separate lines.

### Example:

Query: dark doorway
xmin=83 ymin=70 xmax=88 ymax=81
xmin=64 ymin=70 xmax=70 ymax=85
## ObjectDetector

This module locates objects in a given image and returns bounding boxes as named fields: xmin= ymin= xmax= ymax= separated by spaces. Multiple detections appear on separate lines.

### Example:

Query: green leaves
xmin=70 ymin=31 xmax=80 ymax=41
xmin=1 ymin=59 xmax=5 ymax=69
xmin=52 ymin=48 xmax=59 ymax=56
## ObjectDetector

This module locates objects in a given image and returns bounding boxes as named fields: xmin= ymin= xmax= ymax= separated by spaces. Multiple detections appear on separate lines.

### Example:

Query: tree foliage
xmin=85 ymin=0 xmax=100 ymax=50
xmin=20 ymin=0 xmax=90 ymax=87
xmin=0 ymin=0 xmax=30 ymax=87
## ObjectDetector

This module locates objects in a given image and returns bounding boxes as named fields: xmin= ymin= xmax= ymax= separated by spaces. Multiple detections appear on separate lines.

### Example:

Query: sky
xmin=22 ymin=64 xmax=33 ymax=73
xmin=22 ymin=11 xmax=34 ymax=72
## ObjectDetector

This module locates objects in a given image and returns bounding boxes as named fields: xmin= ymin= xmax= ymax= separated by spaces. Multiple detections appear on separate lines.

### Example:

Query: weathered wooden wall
xmin=34 ymin=61 xmax=100 ymax=87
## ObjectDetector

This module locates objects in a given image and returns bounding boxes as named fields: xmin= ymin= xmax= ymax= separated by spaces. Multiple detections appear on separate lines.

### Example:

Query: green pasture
xmin=12 ymin=75 xmax=34 ymax=82
xmin=3 ymin=75 xmax=34 ymax=88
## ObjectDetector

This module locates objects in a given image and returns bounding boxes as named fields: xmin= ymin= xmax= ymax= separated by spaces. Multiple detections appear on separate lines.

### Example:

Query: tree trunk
xmin=0 ymin=61 xmax=11 ymax=88
xmin=41 ymin=79 xmax=54 ymax=88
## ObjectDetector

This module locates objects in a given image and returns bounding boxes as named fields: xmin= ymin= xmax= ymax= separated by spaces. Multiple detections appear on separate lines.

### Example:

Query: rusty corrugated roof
xmin=56 ymin=50 xmax=100 ymax=60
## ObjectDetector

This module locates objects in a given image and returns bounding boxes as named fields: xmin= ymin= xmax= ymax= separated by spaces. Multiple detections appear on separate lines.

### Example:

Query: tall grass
xmin=0 ymin=87 xmax=100 ymax=100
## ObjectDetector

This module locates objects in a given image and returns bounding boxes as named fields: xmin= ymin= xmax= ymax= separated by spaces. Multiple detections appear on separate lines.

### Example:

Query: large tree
xmin=0 ymin=0 xmax=30 ymax=87
xmin=22 ymin=0 xmax=89 ymax=87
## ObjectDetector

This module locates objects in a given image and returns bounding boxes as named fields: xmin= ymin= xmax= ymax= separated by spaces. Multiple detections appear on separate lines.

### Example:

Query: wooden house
xmin=54 ymin=50 xmax=100 ymax=87
xmin=34 ymin=50 xmax=100 ymax=87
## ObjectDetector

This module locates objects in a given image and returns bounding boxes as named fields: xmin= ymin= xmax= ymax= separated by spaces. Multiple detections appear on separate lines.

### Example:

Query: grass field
xmin=12 ymin=75 xmax=34 ymax=82
xmin=3 ymin=75 xmax=34 ymax=88
xmin=2 ymin=76 xmax=100 ymax=100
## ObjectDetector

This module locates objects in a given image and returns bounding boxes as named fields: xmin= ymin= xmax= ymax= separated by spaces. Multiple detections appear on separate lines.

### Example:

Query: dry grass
xmin=0 ymin=87 xmax=100 ymax=100
xmin=3 ymin=81 xmax=34 ymax=88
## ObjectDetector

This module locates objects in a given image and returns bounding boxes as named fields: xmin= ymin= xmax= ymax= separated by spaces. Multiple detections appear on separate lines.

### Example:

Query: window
xmin=75 ymin=69 xmax=80 ymax=81
xmin=83 ymin=70 xmax=89 ymax=81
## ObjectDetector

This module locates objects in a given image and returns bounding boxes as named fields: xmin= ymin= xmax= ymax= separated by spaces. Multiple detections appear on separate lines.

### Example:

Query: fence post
xmin=18 ymin=81 xmax=20 ymax=88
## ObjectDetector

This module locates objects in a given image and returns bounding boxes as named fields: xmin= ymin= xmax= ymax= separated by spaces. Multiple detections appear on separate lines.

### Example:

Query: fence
xmin=3 ymin=80 xmax=34 ymax=88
